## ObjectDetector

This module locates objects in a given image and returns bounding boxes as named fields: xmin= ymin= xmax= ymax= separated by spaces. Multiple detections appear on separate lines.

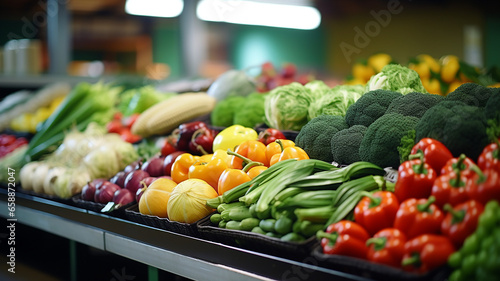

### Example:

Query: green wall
xmin=152 ymin=19 xmax=183 ymax=78
xmin=485 ymin=15 xmax=500 ymax=69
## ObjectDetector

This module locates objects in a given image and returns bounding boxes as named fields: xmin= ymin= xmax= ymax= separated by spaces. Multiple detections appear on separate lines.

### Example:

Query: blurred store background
xmin=0 ymin=0 xmax=498 ymax=85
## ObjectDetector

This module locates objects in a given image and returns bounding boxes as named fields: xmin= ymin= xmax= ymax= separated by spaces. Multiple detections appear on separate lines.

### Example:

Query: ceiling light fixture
xmin=125 ymin=0 xmax=184 ymax=18
xmin=196 ymin=0 xmax=321 ymax=30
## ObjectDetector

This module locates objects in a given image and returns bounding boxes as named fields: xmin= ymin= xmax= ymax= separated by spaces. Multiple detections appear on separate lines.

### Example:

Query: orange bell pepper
xmin=265 ymin=139 xmax=295 ymax=164
xmin=247 ymin=165 xmax=268 ymax=179
xmin=188 ymin=157 xmax=228 ymax=191
xmin=269 ymin=142 xmax=309 ymax=166
xmin=217 ymin=168 xmax=251 ymax=195
xmin=230 ymin=140 xmax=268 ymax=169
xmin=171 ymin=153 xmax=200 ymax=183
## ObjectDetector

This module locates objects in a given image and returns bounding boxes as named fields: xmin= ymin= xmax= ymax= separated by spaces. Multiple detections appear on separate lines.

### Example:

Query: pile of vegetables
xmin=316 ymin=136 xmax=500 ymax=274
xmin=0 ymin=134 xmax=28 ymax=159
xmin=19 ymin=123 xmax=138 ymax=198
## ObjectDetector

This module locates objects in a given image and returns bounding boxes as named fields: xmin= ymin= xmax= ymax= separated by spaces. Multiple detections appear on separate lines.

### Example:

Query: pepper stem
xmin=191 ymin=128 xmax=210 ymax=155
xmin=449 ymin=168 xmax=465 ymax=188
xmin=227 ymin=149 xmax=264 ymax=172
xmin=401 ymin=253 xmax=422 ymax=268
xmin=453 ymin=154 xmax=467 ymax=171
xmin=366 ymin=237 xmax=387 ymax=251
xmin=417 ymin=196 xmax=436 ymax=213
xmin=316 ymin=230 xmax=339 ymax=246
xmin=359 ymin=191 xmax=381 ymax=208
xmin=469 ymin=162 xmax=487 ymax=183
xmin=276 ymin=139 xmax=285 ymax=152
xmin=409 ymin=150 xmax=427 ymax=175
xmin=443 ymin=203 xmax=465 ymax=224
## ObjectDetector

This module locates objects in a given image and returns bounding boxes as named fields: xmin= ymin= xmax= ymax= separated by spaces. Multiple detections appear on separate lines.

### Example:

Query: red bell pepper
xmin=257 ymin=128 xmax=286 ymax=146
xmin=465 ymin=165 xmax=500 ymax=205
xmin=316 ymin=220 xmax=370 ymax=260
xmin=411 ymin=138 xmax=453 ymax=175
xmin=393 ymin=196 xmax=444 ymax=239
xmin=441 ymin=200 xmax=484 ymax=248
xmin=366 ymin=228 xmax=407 ymax=268
xmin=477 ymin=139 xmax=500 ymax=172
xmin=354 ymin=191 xmax=400 ymax=236
xmin=401 ymin=234 xmax=455 ymax=273
xmin=430 ymin=169 xmax=470 ymax=208
xmin=440 ymin=154 xmax=477 ymax=179
xmin=394 ymin=152 xmax=437 ymax=202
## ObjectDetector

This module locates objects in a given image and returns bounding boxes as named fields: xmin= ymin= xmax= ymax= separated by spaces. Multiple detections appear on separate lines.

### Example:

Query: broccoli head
xmin=445 ymin=83 xmax=495 ymax=107
xmin=330 ymin=125 xmax=367 ymax=166
xmin=385 ymin=92 xmax=444 ymax=118
xmin=210 ymin=96 xmax=246 ymax=127
xmin=414 ymin=100 xmax=489 ymax=160
xmin=344 ymin=89 xmax=403 ymax=127
xmin=485 ymin=87 xmax=500 ymax=121
xmin=295 ymin=115 xmax=348 ymax=162
xmin=359 ymin=113 xmax=419 ymax=169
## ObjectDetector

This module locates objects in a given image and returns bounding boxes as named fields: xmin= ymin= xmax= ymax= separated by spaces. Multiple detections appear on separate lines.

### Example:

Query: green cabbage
xmin=264 ymin=82 xmax=313 ymax=131
xmin=366 ymin=64 xmax=427 ymax=95
xmin=308 ymin=84 xmax=365 ymax=120
xmin=304 ymin=80 xmax=331 ymax=100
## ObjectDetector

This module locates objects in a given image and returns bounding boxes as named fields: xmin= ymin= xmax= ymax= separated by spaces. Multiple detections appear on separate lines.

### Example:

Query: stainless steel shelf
xmin=0 ymin=190 xmax=370 ymax=281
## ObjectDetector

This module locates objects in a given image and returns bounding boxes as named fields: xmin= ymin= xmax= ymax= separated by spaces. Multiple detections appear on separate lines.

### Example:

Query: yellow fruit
xmin=352 ymin=63 xmax=375 ymax=82
xmin=422 ymin=78 xmax=442 ymax=95
xmin=409 ymin=63 xmax=431 ymax=80
xmin=368 ymin=53 xmax=392 ymax=73
xmin=440 ymin=55 xmax=460 ymax=83
xmin=417 ymin=54 xmax=440 ymax=73
xmin=138 ymin=178 xmax=177 ymax=218
xmin=488 ymin=83 xmax=500 ymax=88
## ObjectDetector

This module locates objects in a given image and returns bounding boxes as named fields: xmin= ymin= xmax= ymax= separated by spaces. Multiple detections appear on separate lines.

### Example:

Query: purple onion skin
xmin=135 ymin=187 xmax=147 ymax=203
xmin=82 ymin=178 xmax=107 ymax=201
xmin=141 ymin=156 xmax=166 ymax=177
xmin=110 ymin=171 xmax=129 ymax=188
xmin=94 ymin=182 xmax=121 ymax=204
xmin=124 ymin=170 xmax=150 ymax=195
xmin=141 ymin=177 xmax=157 ymax=187
xmin=113 ymin=188 xmax=135 ymax=205
xmin=124 ymin=159 xmax=142 ymax=173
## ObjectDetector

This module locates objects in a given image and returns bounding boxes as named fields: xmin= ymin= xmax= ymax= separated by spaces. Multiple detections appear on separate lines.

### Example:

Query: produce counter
xmin=0 ymin=188 xmax=370 ymax=281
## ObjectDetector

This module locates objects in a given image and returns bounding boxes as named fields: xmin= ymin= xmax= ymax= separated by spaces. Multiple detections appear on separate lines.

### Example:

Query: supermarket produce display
xmin=0 ymin=58 xmax=500 ymax=280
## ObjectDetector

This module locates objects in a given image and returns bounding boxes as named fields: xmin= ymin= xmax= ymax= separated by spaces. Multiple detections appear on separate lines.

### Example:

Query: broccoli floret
xmin=385 ymin=92 xmax=444 ymax=118
xmin=359 ymin=113 xmax=419 ymax=169
xmin=344 ymin=89 xmax=403 ymax=127
xmin=295 ymin=115 xmax=348 ymax=162
xmin=445 ymin=83 xmax=495 ymax=107
xmin=330 ymin=125 xmax=367 ymax=165
xmin=415 ymin=100 xmax=489 ymax=160
xmin=210 ymin=96 xmax=246 ymax=127
xmin=485 ymin=88 xmax=500 ymax=120
xmin=233 ymin=95 xmax=267 ymax=128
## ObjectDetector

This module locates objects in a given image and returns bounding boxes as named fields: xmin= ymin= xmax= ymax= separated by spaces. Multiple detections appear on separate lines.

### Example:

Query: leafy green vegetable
xmin=304 ymin=80 xmax=332 ymax=100
xmin=233 ymin=93 xmax=267 ymax=128
xmin=397 ymin=129 xmax=416 ymax=164
xmin=264 ymin=82 xmax=313 ymax=131
xmin=207 ymin=69 xmax=257 ymax=101
xmin=414 ymin=100 xmax=489 ymax=160
xmin=359 ymin=113 xmax=419 ymax=169
xmin=210 ymin=96 xmax=247 ymax=127
xmin=295 ymin=115 xmax=348 ymax=163
xmin=330 ymin=125 xmax=367 ymax=166
xmin=122 ymin=86 xmax=175 ymax=116
xmin=344 ymin=89 xmax=402 ymax=127
xmin=385 ymin=92 xmax=444 ymax=118
xmin=366 ymin=64 xmax=427 ymax=95
xmin=308 ymin=84 xmax=365 ymax=120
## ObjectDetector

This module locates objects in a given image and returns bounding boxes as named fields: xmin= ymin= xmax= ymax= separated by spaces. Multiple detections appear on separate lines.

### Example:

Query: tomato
xmin=161 ymin=136 xmax=178 ymax=156
xmin=123 ymin=113 xmax=140 ymax=129
xmin=257 ymin=128 xmax=286 ymax=145
xmin=106 ymin=120 xmax=124 ymax=134
xmin=120 ymin=129 xmax=142 ymax=143
xmin=0 ymin=134 xmax=16 ymax=146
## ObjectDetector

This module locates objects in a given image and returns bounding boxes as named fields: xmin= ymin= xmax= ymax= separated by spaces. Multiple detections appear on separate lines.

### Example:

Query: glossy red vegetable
xmin=441 ymin=200 xmax=484 ymax=247
xmin=393 ymin=196 xmax=444 ymax=239
xmin=394 ymin=152 xmax=437 ymax=202
xmin=366 ymin=228 xmax=407 ymax=268
xmin=440 ymin=154 xmax=477 ymax=179
xmin=401 ymin=234 xmax=455 ymax=273
xmin=354 ymin=191 xmax=400 ymax=236
xmin=317 ymin=220 xmax=370 ymax=259
xmin=161 ymin=136 xmax=178 ymax=156
xmin=257 ymin=128 xmax=286 ymax=146
xmin=465 ymin=165 xmax=500 ymax=205
xmin=431 ymin=169 xmax=470 ymax=208
xmin=477 ymin=140 xmax=500 ymax=172
xmin=175 ymin=121 xmax=209 ymax=152
xmin=411 ymin=138 xmax=453 ymax=175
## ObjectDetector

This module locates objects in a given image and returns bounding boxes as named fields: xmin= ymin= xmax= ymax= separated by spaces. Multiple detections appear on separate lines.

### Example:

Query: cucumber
xmin=275 ymin=216 xmax=293 ymax=235
xmin=225 ymin=220 xmax=242 ymax=230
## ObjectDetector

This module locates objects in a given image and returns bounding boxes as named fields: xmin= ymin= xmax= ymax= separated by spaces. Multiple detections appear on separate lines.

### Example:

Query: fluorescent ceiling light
xmin=125 ymin=0 xmax=184 ymax=18
xmin=196 ymin=0 xmax=321 ymax=30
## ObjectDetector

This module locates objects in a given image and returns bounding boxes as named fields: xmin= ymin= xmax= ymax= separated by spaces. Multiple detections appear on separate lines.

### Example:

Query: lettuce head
xmin=308 ymin=84 xmax=365 ymax=120
xmin=366 ymin=64 xmax=427 ymax=95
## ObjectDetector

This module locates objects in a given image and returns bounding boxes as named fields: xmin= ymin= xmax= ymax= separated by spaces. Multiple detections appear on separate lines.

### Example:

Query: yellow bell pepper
xmin=188 ymin=157 xmax=228 ymax=191
xmin=212 ymin=125 xmax=257 ymax=152
xmin=171 ymin=153 xmax=200 ymax=183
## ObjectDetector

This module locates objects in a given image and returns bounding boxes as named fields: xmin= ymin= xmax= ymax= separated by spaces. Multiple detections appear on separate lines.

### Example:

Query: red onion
xmin=94 ymin=182 xmax=121 ymax=204
xmin=124 ymin=170 xmax=150 ymax=195
xmin=141 ymin=177 xmax=157 ymax=187
xmin=136 ymin=186 xmax=147 ymax=202
xmin=82 ymin=178 xmax=107 ymax=201
xmin=163 ymin=151 xmax=185 ymax=176
xmin=124 ymin=159 xmax=142 ymax=173
xmin=113 ymin=188 xmax=135 ymax=205
xmin=141 ymin=155 xmax=166 ymax=177
xmin=110 ymin=171 xmax=129 ymax=188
